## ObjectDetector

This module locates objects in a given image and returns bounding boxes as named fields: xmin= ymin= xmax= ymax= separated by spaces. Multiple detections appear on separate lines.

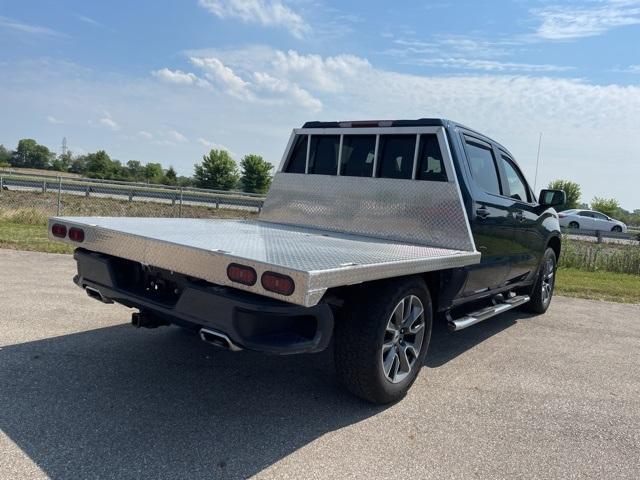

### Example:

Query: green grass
xmin=555 ymin=268 xmax=640 ymax=303
xmin=0 ymin=220 xmax=74 ymax=254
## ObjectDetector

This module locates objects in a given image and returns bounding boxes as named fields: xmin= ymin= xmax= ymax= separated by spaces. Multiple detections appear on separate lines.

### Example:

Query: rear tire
xmin=334 ymin=277 xmax=433 ymax=404
xmin=523 ymin=248 xmax=557 ymax=314
xmin=568 ymin=221 xmax=580 ymax=229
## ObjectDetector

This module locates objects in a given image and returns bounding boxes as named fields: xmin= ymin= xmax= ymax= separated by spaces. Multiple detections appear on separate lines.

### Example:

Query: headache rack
xmin=48 ymin=125 xmax=480 ymax=307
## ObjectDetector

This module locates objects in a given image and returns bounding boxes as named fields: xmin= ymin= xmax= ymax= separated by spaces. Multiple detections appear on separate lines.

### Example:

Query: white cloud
xmin=98 ymin=112 xmax=120 ymax=131
xmin=410 ymin=58 xmax=572 ymax=73
xmin=168 ymin=130 xmax=187 ymax=142
xmin=533 ymin=1 xmax=640 ymax=40
xmin=252 ymin=71 xmax=322 ymax=111
xmin=392 ymin=36 xmax=515 ymax=59
xmin=0 ymin=16 xmax=66 ymax=37
xmin=189 ymin=56 xmax=252 ymax=98
xmin=76 ymin=14 xmax=101 ymax=27
xmin=152 ymin=68 xmax=210 ymax=87
xmin=184 ymin=47 xmax=369 ymax=109
xmin=138 ymin=130 xmax=153 ymax=140
xmin=271 ymin=50 xmax=371 ymax=92
xmin=613 ymin=64 xmax=640 ymax=73
xmin=198 ymin=0 xmax=309 ymax=38
xmin=197 ymin=137 xmax=234 ymax=155
xmin=46 ymin=115 xmax=62 ymax=124
xmin=385 ymin=35 xmax=573 ymax=73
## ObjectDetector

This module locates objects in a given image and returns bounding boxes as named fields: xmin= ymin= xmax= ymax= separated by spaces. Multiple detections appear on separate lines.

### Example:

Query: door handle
xmin=476 ymin=207 xmax=490 ymax=219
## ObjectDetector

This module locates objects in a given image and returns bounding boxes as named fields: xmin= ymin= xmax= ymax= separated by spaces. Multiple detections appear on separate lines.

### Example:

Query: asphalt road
xmin=1 ymin=249 xmax=639 ymax=480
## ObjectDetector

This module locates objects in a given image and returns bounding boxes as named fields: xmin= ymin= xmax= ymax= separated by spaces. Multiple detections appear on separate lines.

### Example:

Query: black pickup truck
xmin=49 ymin=118 xmax=565 ymax=404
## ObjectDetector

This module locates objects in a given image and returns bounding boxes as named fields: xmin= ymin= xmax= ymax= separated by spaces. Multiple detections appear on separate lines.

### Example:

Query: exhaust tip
xmin=199 ymin=328 xmax=242 ymax=352
xmin=85 ymin=286 xmax=113 ymax=304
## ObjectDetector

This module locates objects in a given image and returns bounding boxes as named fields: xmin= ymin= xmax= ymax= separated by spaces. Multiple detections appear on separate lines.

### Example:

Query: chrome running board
xmin=447 ymin=294 xmax=530 ymax=332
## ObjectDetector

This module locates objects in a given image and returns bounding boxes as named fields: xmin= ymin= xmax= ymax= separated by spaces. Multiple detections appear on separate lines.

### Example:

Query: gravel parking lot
xmin=1 ymin=248 xmax=639 ymax=479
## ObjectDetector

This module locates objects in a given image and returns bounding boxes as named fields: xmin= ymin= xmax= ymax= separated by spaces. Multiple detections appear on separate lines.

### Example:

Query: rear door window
xmin=308 ymin=135 xmax=339 ymax=175
xmin=284 ymin=135 xmax=308 ymax=173
xmin=464 ymin=139 xmax=501 ymax=195
xmin=340 ymin=135 xmax=376 ymax=177
xmin=377 ymin=135 xmax=416 ymax=179
xmin=416 ymin=134 xmax=447 ymax=181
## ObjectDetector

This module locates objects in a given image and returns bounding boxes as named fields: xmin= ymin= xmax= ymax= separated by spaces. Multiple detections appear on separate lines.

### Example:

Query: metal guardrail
xmin=561 ymin=227 xmax=640 ymax=243
xmin=0 ymin=171 xmax=265 ymax=217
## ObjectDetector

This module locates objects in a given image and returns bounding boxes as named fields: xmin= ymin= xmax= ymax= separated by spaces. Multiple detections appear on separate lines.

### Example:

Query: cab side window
xmin=465 ymin=139 xmax=501 ymax=195
xmin=499 ymin=155 xmax=531 ymax=202
xmin=308 ymin=135 xmax=340 ymax=175
xmin=340 ymin=135 xmax=376 ymax=177
xmin=416 ymin=134 xmax=447 ymax=182
xmin=376 ymin=135 xmax=416 ymax=179
xmin=284 ymin=135 xmax=308 ymax=173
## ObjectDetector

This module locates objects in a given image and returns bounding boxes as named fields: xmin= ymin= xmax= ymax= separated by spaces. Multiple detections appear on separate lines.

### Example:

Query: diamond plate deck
xmin=48 ymin=217 xmax=479 ymax=307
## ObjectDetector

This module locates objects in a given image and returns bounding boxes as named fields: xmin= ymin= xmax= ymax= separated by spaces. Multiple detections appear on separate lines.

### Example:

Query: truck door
xmin=495 ymin=153 xmax=543 ymax=281
xmin=460 ymin=135 xmax=511 ymax=296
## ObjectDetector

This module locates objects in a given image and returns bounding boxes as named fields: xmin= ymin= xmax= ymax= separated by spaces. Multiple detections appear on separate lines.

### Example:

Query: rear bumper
xmin=73 ymin=249 xmax=334 ymax=355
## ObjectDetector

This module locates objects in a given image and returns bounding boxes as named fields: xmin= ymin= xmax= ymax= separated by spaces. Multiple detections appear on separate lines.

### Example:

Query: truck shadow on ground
xmin=0 ymin=311 xmax=525 ymax=479
xmin=426 ymin=310 xmax=525 ymax=368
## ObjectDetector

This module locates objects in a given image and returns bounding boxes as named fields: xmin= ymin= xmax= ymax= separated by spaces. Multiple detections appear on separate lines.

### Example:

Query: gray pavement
xmin=1 ymin=248 xmax=639 ymax=479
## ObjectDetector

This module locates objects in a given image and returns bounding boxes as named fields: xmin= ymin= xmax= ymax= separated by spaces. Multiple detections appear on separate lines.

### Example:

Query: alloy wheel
xmin=541 ymin=256 xmax=555 ymax=306
xmin=381 ymin=295 xmax=426 ymax=384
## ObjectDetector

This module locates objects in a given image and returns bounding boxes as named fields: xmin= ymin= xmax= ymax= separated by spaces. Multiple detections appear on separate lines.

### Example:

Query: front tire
xmin=334 ymin=277 xmax=433 ymax=404
xmin=523 ymin=248 xmax=557 ymax=314
xmin=612 ymin=225 xmax=622 ymax=233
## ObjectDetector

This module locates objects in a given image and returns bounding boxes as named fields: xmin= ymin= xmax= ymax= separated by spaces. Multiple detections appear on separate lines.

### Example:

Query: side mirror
xmin=539 ymin=189 xmax=565 ymax=207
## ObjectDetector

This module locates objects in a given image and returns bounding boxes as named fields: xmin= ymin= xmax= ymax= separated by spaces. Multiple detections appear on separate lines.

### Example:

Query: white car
xmin=559 ymin=209 xmax=627 ymax=233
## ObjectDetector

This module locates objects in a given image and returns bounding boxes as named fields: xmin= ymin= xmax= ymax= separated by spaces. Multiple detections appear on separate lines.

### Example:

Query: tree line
xmin=548 ymin=179 xmax=639 ymax=227
xmin=0 ymin=139 xmax=273 ymax=194
xmin=0 ymin=140 xmax=636 ymax=218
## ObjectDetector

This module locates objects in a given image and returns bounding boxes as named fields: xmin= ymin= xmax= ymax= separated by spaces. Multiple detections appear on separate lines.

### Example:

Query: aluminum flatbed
xmin=48 ymin=125 xmax=482 ymax=308
xmin=48 ymin=216 xmax=479 ymax=307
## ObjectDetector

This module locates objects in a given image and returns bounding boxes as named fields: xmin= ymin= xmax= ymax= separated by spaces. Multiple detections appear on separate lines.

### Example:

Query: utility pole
xmin=61 ymin=137 xmax=68 ymax=156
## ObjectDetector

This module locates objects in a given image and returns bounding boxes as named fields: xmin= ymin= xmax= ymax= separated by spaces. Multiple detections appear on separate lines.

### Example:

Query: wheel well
xmin=323 ymin=272 xmax=441 ymax=313
xmin=547 ymin=235 xmax=561 ymax=261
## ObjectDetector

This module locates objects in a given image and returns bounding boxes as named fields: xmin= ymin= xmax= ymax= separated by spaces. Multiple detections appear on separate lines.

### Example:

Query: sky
xmin=0 ymin=0 xmax=639 ymax=209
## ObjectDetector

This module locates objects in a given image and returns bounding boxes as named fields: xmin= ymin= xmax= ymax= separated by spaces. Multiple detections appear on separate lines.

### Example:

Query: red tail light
xmin=558 ymin=213 xmax=566 ymax=218
xmin=227 ymin=263 xmax=257 ymax=286
xmin=261 ymin=272 xmax=295 ymax=296
xmin=68 ymin=227 xmax=85 ymax=242
xmin=51 ymin=223 xmax=67 ymax=238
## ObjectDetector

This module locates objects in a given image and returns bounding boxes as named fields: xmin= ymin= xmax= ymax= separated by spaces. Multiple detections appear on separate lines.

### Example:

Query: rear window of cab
xmin=284 ymin=133 xmax=447 ymax=182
